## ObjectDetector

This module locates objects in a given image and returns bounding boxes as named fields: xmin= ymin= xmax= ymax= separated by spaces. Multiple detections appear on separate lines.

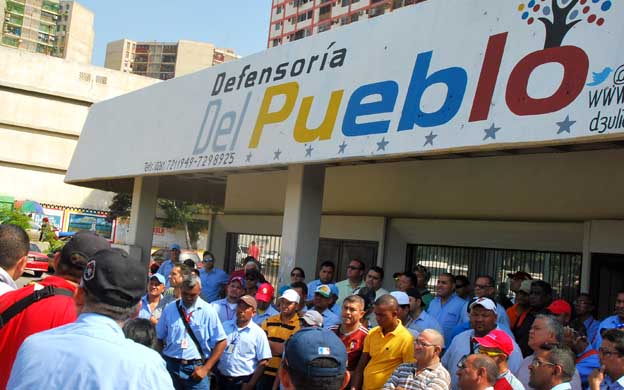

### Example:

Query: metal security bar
xmin=225 ymin=233 xmax=282 ymax=288
xmin=405 ymin=244 xmax=582 ymax=302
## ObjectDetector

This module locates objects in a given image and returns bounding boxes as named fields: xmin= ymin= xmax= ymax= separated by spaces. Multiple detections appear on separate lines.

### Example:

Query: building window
xmin=276 ymin=5 xmax=282 ymax=13
xmin=274 ymin=22 xmax=282 ymax=31
xmin=405 ymin=244 xmax=582 ymax=302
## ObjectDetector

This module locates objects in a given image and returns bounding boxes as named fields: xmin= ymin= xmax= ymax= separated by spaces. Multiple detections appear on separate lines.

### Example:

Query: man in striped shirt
xmin=382 ymin=328 xmax=450 ymax=390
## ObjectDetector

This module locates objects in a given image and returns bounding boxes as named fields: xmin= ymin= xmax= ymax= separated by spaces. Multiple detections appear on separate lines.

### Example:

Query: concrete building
xmin=0 ymin=0 xmax=93 ymax=64
xmin=267 ymin=0 xmax=426 ymax=48
xmin=66 ymin=1 xmax=624 ymax=317
xmin=0 ymin=45 xmax=158 ymax=233
xmin=104 ymin=39 xmax=240 ymax=80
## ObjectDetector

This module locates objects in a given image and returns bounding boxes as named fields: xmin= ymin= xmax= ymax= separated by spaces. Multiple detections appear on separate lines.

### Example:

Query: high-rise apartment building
xmin=0 ymin=0 xmax=93 ymax=63
xmin=268 ymin=0 xmax=426 ymax=48
xmin=104 ymin=39 xmax=240 ymax=80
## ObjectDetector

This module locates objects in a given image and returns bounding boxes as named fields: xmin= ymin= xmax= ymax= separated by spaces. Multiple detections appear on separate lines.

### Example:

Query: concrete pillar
xmin=127 ymin=176 xmax=159 ymax=265
xmin=278 ymin=165 xmax=325 ymax=288
xmin=581 ymin=221 xmax=592 ymax=293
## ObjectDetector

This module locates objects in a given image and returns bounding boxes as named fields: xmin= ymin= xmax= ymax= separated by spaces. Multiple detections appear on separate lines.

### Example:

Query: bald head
xmin=421 ymin=328 xmax=445 ymax=347
xmin=375 ymin=294 xmax=398 ymax=310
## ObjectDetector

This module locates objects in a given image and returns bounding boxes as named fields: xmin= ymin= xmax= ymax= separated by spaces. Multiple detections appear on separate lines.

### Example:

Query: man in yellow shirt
xmin=352 ymin=294 xmax=415 ymax=390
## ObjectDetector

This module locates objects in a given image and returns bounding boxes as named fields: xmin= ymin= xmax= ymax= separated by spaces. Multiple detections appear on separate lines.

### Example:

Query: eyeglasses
xmin=529 ymin=359 xmax=558 ymax=368
xmin=598 ymin=348 xmax=622 ymax=357
xmin=202 ymin=258 xmax=213 ymax=262
xmin=478 ymin=350 xmax=505 ymax=358
xmin=414 ymin=339 xmax=436 ymax=347
xmin=457 ymin=355 xmax=468 ymax=369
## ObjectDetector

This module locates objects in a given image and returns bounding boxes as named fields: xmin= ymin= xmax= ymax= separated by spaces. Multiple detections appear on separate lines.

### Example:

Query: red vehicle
xmin=26 ymin=243 xmax=49 ymax=277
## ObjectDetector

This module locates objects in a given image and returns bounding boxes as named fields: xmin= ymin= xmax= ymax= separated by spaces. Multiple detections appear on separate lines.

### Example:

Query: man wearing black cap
xmin=280 ymin=326 xmax=350 ymax=390
xmin=0 ymin=231 xmax=110 ymax=389
xmin=8 ymin=248 xmax=174 ymax=389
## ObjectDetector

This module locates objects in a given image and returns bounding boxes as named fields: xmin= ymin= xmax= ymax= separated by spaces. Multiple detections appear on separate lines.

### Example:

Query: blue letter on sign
xmin=398 ymin=51 xmax=467 ymax=130
xmin=342 ymin=81 xmax=398 ymax=136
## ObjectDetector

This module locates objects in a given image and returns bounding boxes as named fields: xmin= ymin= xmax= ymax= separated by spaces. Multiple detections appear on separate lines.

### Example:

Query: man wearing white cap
xmin=300 ymin=310 xmax=323 ymax=328
xmin=258 ymin=289 xmax=301 ymax=390
xmin=442 ymin=298 xmax=523 ymax=390
xmin=391 ymin=291 xmax=414 ymax=328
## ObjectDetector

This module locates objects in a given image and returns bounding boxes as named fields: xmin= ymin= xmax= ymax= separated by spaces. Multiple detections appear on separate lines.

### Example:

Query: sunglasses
xmin=291 ymin=273 xmax=303 ymax=277
xmin=455 ymin=284 xmax=467 ymax=288
xmin=598 ymin=347 xmax=622 ymax=357
xmin=478 ymin=350 xmax=505 ymax=358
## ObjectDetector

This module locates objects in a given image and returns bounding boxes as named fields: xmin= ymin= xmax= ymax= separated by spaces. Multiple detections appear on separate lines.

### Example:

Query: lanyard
xmin=183 ymin=307 xmax=194 ymax=324
xmin=576 ymin=349 xmax=598 ymax=363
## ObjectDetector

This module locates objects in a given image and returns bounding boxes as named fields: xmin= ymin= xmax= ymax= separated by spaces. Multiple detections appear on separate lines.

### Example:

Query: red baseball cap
xmin=473 ymin=329 xmax=514 ymax=356
xmin=548 ymin=299 xmax=572 ymax=316
xmin=255 ymin=283 xmax=275 ymax=303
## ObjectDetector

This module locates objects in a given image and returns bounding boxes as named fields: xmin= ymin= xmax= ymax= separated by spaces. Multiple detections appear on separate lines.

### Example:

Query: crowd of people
xmin=0 ymin=224 xmax=623 ymax=390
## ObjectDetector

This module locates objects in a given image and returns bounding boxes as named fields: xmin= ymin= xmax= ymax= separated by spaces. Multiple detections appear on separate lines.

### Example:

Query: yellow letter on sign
xmin=294 ymin=90 xmax=344 ymax=143
xmin=248 ymin=82 xmax=299 ymax=148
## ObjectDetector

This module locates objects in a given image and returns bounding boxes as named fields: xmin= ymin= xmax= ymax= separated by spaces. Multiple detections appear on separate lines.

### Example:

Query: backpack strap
xmin=0 ymin=285 xmax=74 ymax=329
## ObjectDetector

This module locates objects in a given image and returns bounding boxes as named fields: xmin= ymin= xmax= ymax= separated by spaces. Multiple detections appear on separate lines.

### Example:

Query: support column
xmin=278 ymin=165 xmax=325 ymax=288
xmin=127 ymin=176 xmax=159 ymax=265
xmin=581 ymin=221 xmax=592 ymax=293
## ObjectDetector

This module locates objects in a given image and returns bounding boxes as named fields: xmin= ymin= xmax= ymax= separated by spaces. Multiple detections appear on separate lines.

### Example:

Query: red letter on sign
xmin=506 ymin=46 xmax=589 ymax=116
xmin=469 ymin=33 xmax=508 ymax=122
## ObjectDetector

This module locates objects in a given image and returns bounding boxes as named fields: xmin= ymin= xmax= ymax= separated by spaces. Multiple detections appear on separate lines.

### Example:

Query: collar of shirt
xmin=551 ymin=382 xmax=572 ymax=390
xmin=381 ymin=321 xmax=405 ymax=337
xmin=0 ymin=266 xmax=17 ymax=289
xmin=616 ymin=376 xmax=624 ymax=387
xmin=181 ymin=299 xmax=201 ymax=312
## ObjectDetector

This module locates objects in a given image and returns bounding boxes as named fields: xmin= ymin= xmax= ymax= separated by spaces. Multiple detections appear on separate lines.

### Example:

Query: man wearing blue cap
xmin=138 ymin=273 xmax=167 ymax=324
xmin=157 ymin=243 xmax=181 ymax=287
xmin=279 ymin=327 xmax=350 ymax=390
xmin=313 ymin=284 xmax=342 ymax=329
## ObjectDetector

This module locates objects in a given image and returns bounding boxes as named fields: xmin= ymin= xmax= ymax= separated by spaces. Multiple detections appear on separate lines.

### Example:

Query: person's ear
xmin=341 ymin=371 xmax=351 ymax=389
xmin=52 ymin=251 xmax=61 ymax=272
xmin=15 ymin=255 xmax=28 ymax=278
xmin=553 ymin=364 xmax=563 ymax=378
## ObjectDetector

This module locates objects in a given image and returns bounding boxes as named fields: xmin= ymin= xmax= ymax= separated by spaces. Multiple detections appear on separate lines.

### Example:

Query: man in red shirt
xmin=329 ymin=294 xmax=369 ymax=376
xmin=0 ymin=231 xmax=110 ymax=387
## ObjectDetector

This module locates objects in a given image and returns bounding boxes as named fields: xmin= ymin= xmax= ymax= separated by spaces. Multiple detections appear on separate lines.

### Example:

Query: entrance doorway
xmin=590 ymin=253 xmax=624 ymax=319
xmin=317 ymin=238 xmax=378 ymax=282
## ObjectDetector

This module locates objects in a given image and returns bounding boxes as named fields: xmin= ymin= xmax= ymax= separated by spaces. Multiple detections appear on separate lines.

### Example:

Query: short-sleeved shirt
xmin=593 ymin=315 xmax=624 ymax=349
xmin=336 ymin=279 xmax=366 ymax=304
xmin=329 ymin=324 xmax=369 ymax=371
xmin=382 ymin=361 xmax=451 ymax=390
xmin=217 ymin=319 xmax=272 ymax=377
xmin=253 ymin=305 xmax=279 ymax=326
xmin=212 ymin=298 xmax=238 ymax=324
xmin=601 ymin=375 xmax=624 ymax=390
xmin=495 ymin=370 xmax=525 ymax=390
xmin=427 ymin=294 xmax=465 ymax=346
xmin=460 ymin=300 xmax=511 ymax=330
xmin=319 ymin=307 xmax=341 ymax=329
xmin=442 ymin=328 xmax=523 ymax=390
xmin=363 ymin=322 xmax=415 ymax=390
xmin=8 ymin=313 xmax=174 ymax=389
xmin=199 ymin=267 xmax=229 ymax=303
xmin=156 ymin=297 xmax=226 ymax=360
xmin=261 ymin=313 xmax=300 ymax=377
xmin=156 ymin=259 xmax=175 ymax=287
xmin=138 ymin=294 xmax=166 ymax=322
xmin=407 ymin=310 xmax=444 ymax=335
xmin=0 ymin=276 xmax=77 ymax=389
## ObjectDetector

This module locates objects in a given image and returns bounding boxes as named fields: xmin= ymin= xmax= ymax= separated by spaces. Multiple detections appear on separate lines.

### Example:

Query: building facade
xmin=0 ymin=0 xmax=93 ymax=63
xmin=267 ymin=0 xmax=425 ymax=48
xmin=104 ymin=39 xmax=240 ymax=80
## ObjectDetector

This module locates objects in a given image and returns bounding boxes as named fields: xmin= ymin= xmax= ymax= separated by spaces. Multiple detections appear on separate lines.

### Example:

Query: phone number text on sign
xmin=144 ymin=152 xmax=236 ymax=173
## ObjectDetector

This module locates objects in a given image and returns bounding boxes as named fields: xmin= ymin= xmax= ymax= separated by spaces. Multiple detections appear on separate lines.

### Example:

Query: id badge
xmin=225 ymin=344 xmax=235 ymax=354
xmin=181 ymin=338 xmax=188 ymax=349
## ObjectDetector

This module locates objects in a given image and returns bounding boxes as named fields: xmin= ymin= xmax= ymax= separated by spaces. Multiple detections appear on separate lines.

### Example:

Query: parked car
xmin=26 ymin=243 xmax=49 ymax=277
xmin=150 ymin=248 xmax=201 ymax=272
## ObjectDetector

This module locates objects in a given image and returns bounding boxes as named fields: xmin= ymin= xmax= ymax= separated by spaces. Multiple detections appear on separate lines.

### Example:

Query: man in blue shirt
xmin=199 ymin=251 xmax=229 ymax=303
xmin=157 ymin=243 xmax=182 ymax=287
xmin=213 ymin=276 xmax=245 ymax=324
xmin=405 ymin=288 xmax=443 ymax=334
xmin=217 ymin=295 xmax=272 ymax=390
xmin=138 ymin=273 xmax=167 ymax=324
xmin=8 ymin=248 xmax=174 ymax=389
xmin=157 ymin=274 xmax=227 ymax=389
xmin=427 ymin=272 xmax=466 ymax=346
xmin=459 ymin=275 xmax=510 ymax=330
xmin=306 ymin=261 xmax=335 ymax=303
xmin=312 ymin=284 xmax=341 ymax=329
xmin=593 ymin=290 xmax=624 ymax=349
xmin=588 ymin=328 xmax=624 ymax=390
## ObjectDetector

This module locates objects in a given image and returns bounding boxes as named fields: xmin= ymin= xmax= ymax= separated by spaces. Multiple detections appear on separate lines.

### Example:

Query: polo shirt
xmin=427 ymin=294 xmax=465 ymax=346
xmin=329 ymin=324 xmax=369 ymax=371
xmin=336 ymin=278 xmax=366 ymax=304
xmin=407 ymin=310 xmax=444 ymax=335
xmin=217 ymin=319 xmax=271 ymax=377
xmin=318 ymin=307 xmax=341 ymax=329
xmin=442 ymin=328 xmax=523 ymax=390
xmin=261 ymin=313 xmax=300 ymax=377
xmin=382 ymin=361 xmax=451 ymax=390
xmin=363 ymin=321 xmax=415 ymax=390
xmin=0 ymin=266 xmax=17 ymax=296
xmin=156 ymin=259 xmax=175 ymax=287
xmin=495 ymin=370 xmax=524 ymax=390
xmin=593 ymin=315 xmax=624 ymax=349
xmin=8 ymin=313 xmax=174 ymax=389
xmin=253 ymin=305 xmax=279 ymax=326
xmin=575 ymin=345 xmax=600 ymax=389
xmin=515 ymin=354 xmax=583 ymax=390
xmin=420 ymin=289 xmax=434 ymax=311
xmin=0 ymin=276 xmax=77 ymax=390
xmin=137 ymin=294 xmax=166 ymax=321
xmin=212 ymin=298 xmax=238 ymax=324
xmin=583 ymin=316 xmax=600 ymax=347
xmin=156 ymin=296 xmax=226 ymax=360
xmin=199 ymin=267 xmax=229 ymax=303
xmin=601 ymin=375 xmax=624 ymax=390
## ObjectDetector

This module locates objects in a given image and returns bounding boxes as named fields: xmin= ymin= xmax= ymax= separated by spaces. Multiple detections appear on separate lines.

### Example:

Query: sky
xmin=77 ymin=1 xmax=273 ymax=66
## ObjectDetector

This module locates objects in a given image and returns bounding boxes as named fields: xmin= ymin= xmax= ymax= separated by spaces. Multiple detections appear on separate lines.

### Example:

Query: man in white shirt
xmin=457 ymin=354 xmax=499 ymax=390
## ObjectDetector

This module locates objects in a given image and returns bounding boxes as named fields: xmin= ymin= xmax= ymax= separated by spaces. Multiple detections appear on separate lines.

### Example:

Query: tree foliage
xmin=0 ymin=207 xmax=32 ymax=230
xmin=107 ymin=193 xmax=132 ymax=222
xmin=158 ymin=200 xmax=210 ymax=249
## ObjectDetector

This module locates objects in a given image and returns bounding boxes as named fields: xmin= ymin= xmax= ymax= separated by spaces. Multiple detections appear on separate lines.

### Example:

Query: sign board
xmin=66 ymin=0 xmax=624 ymax=183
